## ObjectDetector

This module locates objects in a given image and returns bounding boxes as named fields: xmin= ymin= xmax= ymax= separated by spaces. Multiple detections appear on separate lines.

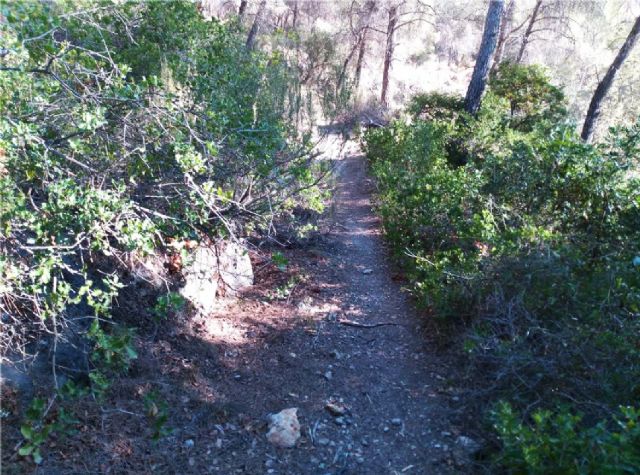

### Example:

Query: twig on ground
xmin=337 ymin=319 xmax=403 ymax=329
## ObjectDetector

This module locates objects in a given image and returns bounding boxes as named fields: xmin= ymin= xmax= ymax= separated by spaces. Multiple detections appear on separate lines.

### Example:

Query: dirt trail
xmin=172 ymin=136 xmax=465 ymax=474
xmin=7 ymin=135 xmax=469 ymax=474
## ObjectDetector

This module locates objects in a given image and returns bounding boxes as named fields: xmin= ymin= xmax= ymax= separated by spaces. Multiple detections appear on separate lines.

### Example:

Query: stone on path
xmin=179 ymin=241 xmax=253 ymax=314
xmin=266 ymin=408 xmax=301 ymax=448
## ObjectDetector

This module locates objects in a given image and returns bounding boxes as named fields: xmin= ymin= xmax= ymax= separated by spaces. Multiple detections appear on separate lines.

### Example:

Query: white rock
xmin=179 ymin=241 xmax=254 ymax=313
xmin=266 ymin=408 xmax=301 ymax=448
xmin=218 ymin=241 xmax=253 ymax=296
xmin=179 ymin=246 xmax=219 ymax=314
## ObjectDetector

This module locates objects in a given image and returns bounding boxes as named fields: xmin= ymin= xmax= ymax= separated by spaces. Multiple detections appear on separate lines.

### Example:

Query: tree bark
xmin=291 ymin=1 xmax=298 ymax=30
xmin=354 ymin=29 xmax=368 ymax=94
xmin=246 ymin=0 xmax=267 ymax=50
xmin=464 ymin=0 xmax=505 ymax=115
xmin=491 ymin=0 xmax=515 ymax=73
xmin=381 ymin=6 xmax=398 ymax=107
xmin=337 ymin=40 xmax=360 ymax=94
xmin=238 ymin=0 xmax=248 ymax=19
xmin=516 ymin=0 xmax=543 ymax=63
xmin=581 ymin=15 xmax=640 ymax=142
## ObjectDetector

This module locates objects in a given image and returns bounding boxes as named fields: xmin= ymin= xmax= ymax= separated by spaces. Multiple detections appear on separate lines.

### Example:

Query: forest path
xmin=173 ymin=135 xmax=467 ymax=474
xmin=101 ymin=135 xmax=471 ymax=474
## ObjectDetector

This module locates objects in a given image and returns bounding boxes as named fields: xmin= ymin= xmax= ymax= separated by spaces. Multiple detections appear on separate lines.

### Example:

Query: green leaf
xmin=20 ymin=425 xmax=33 ymax=440
xmin=18 ymin=445 xmax=34 ymax=456
xmin=32 ymin=448 xmax=43 ymax=464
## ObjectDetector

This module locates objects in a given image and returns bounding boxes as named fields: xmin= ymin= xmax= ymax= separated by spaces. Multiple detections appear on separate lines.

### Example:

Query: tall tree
xmin=516 ymin=0 xmax=544 ymax=63
xmin=491 ymin=0 xmax=515 ymax=72
xmin=381 ymin=5 xmax=398 ymax=107
xmin=246 ymin=0 xmax=267 ymax=50
xmin=238 ymin=0 xmax=248 ymax=19
xmin=378 ymin=1 xmax=431 ymax=107
xmin=581 ymin=15 xmax=640 ymax=142
xmin=354 ymin=28 xmax=368 ymax=93
xmin=337 ymin=0 xmax=377 ymax=96
xmin=464 ymin=0 xmax=505 ymax=115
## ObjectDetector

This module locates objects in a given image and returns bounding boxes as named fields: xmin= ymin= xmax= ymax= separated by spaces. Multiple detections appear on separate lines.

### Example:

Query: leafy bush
xmin=364 ymin=64 xmax=640 ymax=471
xmin=1 ymin=0 xmax=322 ymax=347
xmin=406 ymin=92 xmax=465 ymax=122
xmin=1 ymin=0 xmax=334 ymax=460
xmin=489 ymin=62 xmax=567 ymax=131
xmin=494 ymin=403 xmax=640 ymax=474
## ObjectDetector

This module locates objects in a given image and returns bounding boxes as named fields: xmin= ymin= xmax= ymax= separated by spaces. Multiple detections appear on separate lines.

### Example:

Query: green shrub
xmin=494 ymin=403 xmax=640 ymax=474
xmin=1 ymin=0 xmax=334 ymax=462
xmin=489 ymin=62 xmax=568 ymax=131
xmin=406 ymin=92 xmax=465 ymax=122
xmin=364 ymin=69 xmax=640 ymax=472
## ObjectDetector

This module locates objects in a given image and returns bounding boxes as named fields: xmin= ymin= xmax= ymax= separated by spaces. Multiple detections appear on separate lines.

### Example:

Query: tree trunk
xmin=292 ymin=1 xmax=298 ymax=30
xmin=464 ymin=0 xmax=505 ymax=115
xmin=337 ymin=39 xmax=361 ymax=94
xmin=491 ymin=0 xmax=515 ymax=73
xmin=354 ymin=29 xmax=368 ymax=94
xmin=581 ymin=15 xmax=640 ymax=142
xmin=516 ymin=0 xmax=543 ymax=63
xmin=238 ymin=0 xmax=248 ymax=19
xmin=246 ymin=0 xmax=267 ymax=50
xmin=381 ymin=6 xmax=398 ymax=107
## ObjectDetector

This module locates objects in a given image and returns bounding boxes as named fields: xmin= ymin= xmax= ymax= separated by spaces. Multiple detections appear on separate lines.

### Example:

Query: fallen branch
xmin=338 ymin=319 xmax=403 ymax=329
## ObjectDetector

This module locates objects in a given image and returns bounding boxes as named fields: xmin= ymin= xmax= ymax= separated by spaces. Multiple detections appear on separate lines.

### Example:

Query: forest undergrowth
xmin=0 ymin=1 xmax=342 ymax=468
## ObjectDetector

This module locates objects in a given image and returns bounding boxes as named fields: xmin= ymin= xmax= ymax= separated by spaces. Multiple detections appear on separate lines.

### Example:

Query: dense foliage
xmin=0 ymin=1 xmax=332 ymax=462
xmin=364 ymin=63 xmax=640 ymax=472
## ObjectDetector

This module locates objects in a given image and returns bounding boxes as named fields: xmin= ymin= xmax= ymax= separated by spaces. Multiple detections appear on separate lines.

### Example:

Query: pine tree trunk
xmin=381 ymin=6 xmax=398 ymax=107
xmin=354 ymin=29 xmax=367 ymax=95
xmin=238 ymin=0 xmax=248 ymax=19
xmin=491 ymin=0 xmax=515 ymax=73
xmin=464 ymin=0 xmax=505 ymax=115
xmin=581 ymin=15 xmax=640 ymax=142
xmin=337 ymin=39 xmax=361 ymax=95
xmin=516 ymin=0 xmax=543 ymax=63
xmin=291 ymin=1 xmax=298 ymax=31
xmin=246 ymin=0 xmax=267 ymax=50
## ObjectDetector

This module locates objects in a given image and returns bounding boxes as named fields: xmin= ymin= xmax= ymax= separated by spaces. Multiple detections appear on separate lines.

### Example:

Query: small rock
xmin=323 ymin=370 xmax=333 ymax=381
xmin=383 ymin=426 xmax=390 ymax=433
xmin=215 ymin=438 xmax=222 ymax=449
xmin=391 ymin=418 xmax=402 ymax=426
xmin=334 ymin=416 xmax=346 ymax=426
xmin=266 ymin=408 xmax=301 ymax=448
xmin=456 ymin=435 xmax=481 ymax=454
xmin=184 ymin=439 xmax=195 ymax=449
xmin=329 ymin=350 xmax=341 ymax=359
xmin=362 ymin=268 xmax=373 ymax=275
xmin=317 ymin=438 xmax=330 ymax=446
xmin=325 ymin=402 xmax=347 ymax=417
xmin=188 ymin=457 xmax=195 ymax=466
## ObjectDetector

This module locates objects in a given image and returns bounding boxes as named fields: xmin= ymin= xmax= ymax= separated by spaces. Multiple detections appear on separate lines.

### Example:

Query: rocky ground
xmin=2 ymin=136 xmax=481 ymax=474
